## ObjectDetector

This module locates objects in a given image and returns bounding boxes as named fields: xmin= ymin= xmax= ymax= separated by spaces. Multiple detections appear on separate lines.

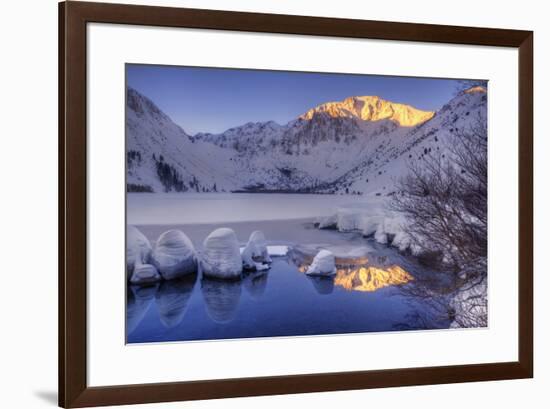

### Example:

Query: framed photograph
xmin=59 ymin=1 xmax=533 ymax=407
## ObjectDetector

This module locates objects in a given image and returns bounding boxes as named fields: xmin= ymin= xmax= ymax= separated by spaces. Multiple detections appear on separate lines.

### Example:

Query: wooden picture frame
xmin=59 ymin=1 xmax=533 ymax=407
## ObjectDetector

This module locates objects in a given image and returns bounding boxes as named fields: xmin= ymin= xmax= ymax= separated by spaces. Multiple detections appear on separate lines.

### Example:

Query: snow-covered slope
xmin=327 ymin=87 xmax=487 ymax=196
xmin=126 ymin=87 xmax=239 ymax=193
xmin=127 ymin=86 xmax=486 ymax=195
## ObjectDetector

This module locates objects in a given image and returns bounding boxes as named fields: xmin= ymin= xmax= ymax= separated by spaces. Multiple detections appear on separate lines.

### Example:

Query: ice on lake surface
xmin=126 ymin=193 xmax=452 ymax=343
xmin=127 ymin=192 xmax=376 ymax=225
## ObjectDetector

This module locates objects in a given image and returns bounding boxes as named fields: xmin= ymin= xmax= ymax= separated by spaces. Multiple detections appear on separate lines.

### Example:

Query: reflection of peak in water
xmin=201 ymin=277 xmax=242 ymax=324
xmin=288 ymin=247 xmax=413 ymax=293
xmin=334 ymin=265 xmax=413 ymax=292
xmin=155 ymin=274 xmax=197 ymax=328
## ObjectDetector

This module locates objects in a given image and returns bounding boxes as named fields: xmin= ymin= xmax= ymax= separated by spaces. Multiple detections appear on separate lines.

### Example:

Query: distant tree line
xmin=155 ymin=155 xmax=187 ymax=192
xmin=127 ymin=183 xmax=153 ymax=193
xmin=127 ymin=150 xmax=142 ymax=168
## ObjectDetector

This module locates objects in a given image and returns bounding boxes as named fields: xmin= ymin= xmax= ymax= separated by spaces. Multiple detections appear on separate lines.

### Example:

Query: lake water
xmin=127 ymin=193 xmax=452 ymax=343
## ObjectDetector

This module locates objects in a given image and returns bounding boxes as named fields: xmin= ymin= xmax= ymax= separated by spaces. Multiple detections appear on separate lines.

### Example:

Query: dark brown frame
xmin=59 ymin=1 xmax=533 ymax=407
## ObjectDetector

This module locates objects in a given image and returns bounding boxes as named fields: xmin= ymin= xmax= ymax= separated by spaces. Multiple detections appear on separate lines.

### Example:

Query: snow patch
xmin=267 ymin=245 xmax=289 ymax=257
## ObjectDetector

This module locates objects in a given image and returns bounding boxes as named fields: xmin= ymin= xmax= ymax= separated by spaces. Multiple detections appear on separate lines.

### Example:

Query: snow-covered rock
xmin=336 ymin=208 xmax=368 ymax=232
xmin=152 ymin=229 xmax=197 ymax=280
xmin=316 ymin=205 xmax=414 ymax=253
xmin=201 ymin=277 xmax=242 ymax=323
xmin=202 ymin=228 xmax=243 ymax=279
xmin=126 ymin=226 xmax=152 ymax=280
xmin=241 ymin=230 xmax=271 ymax=271
xmin=373 ymin=215 xmax=405 ymax=245
xmin=130 ymin=263 xmax=161 ymax=285
xmin=317 ymin=213 xmax=337 ymax=229
xmin=360 ymin=214 xmax=384 ymax=237
xmin=155 ymin=275 xmax=197 ymax=328
xmin=242 ymin=242 xmax=270 ymax=272
xmin=248 ymin=231 xmax=272 ymax=263
xmin=306 ymin=250 xmax=337 ymax=276
xmin=450 ymin=276 xmax=488 ymax=328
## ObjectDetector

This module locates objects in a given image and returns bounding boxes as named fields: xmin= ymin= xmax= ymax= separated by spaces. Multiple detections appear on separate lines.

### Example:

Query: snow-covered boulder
xmin=372 ymin=216 xmax=406 ymax=246
xmin=317 ymin=213 xmax=337 ymax=229
xmin=241 ymin=231 xmax=271 ymax=271
xmin=242 ymin=242 xmax=270 ymax=271
xmin=201 ymin=277 xmax=242 ymax=323
xmin=361 ymin=215 xmax=384 ymax=237
xmin=202 ymin=228 xmax=243 ymax=279
xmin=126 ymin=226 xmax=152 ymax=280
xmin=315 ymin=206 xmax=414 ymax=253
xmin=336 ymin=209 xmax=365 ymax=232
xmin=248 ymin=231 xmax=272 ymax=263
xmin=306 ymin=250 xmax=337 ymax=276
xmin=152 ymin=230 xmax=197 ymax=280
xmin=155 ymin=275 xmax=197 ymax=328
xmin=130 ymin=263 xmax=161 ymax=285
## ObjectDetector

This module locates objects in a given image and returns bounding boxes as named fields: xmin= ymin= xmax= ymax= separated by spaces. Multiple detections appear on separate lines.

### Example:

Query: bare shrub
xmin=392 ymin=119 xmax=487 ymax=278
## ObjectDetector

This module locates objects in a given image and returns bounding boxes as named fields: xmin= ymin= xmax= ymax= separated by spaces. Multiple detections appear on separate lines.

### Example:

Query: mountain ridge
xmin=126 ymin=86 xmax=486 ymax=196
xmin=299 ymin=95 xmax=435 ymax=127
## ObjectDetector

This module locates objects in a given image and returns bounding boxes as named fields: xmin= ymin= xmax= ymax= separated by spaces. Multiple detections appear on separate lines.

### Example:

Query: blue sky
xmin=127 ymin=64 xmax=470 ymax=135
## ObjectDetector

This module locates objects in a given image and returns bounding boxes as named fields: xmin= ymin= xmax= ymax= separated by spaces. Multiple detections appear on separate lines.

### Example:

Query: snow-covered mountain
xmin=126 ymin=86 xmax=487 ymax=195
xmin=126 ymin=88 xmax=239 ymax=193
xmin=299 ymin=95 xmax=435 ymax=126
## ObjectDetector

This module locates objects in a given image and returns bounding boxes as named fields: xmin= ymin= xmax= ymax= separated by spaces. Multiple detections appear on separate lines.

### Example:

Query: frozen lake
xmin=127 ymin=192 xmax=377 ymax=225
xmin=127 ymin=193 xmax=451 ymax=343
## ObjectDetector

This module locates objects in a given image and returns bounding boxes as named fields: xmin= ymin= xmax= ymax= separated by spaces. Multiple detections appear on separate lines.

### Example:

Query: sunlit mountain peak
xmin=299 ymin=95 xmax=435 ymax=127
xmin=463 ymin=85 xmax=487 ymax=94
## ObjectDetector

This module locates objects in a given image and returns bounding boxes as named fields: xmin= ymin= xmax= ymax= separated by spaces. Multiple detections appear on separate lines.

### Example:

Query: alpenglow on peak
xmin=299 ymin=95 xmax=435 ymax=127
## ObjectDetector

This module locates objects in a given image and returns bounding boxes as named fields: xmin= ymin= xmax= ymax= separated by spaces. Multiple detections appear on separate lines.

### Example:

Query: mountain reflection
xmin=289 ymin=248 xmax=413 ymax=293
xmin=334 ymin=265 xmax=413 ymax=292
xmin=201 ymin=277 xmax=242 ymax=323
xmin=155 ymin=274 xmax=197 ymax=328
